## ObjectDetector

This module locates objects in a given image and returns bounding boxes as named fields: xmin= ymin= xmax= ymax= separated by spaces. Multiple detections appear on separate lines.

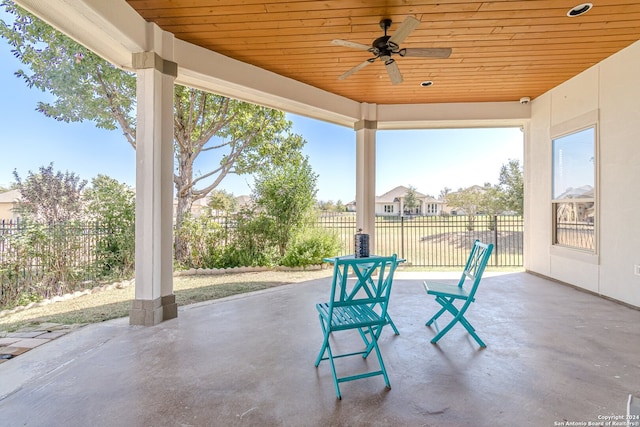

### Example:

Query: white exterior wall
xmin=375 ymin=202 xmax=400 ymax=216
xmin=526 ymin=40 xmax=640 ymax=307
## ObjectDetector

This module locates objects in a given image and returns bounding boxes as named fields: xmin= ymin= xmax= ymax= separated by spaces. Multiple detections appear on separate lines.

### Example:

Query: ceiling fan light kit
xmin=332 ymin=16 xmax=452 ymax=85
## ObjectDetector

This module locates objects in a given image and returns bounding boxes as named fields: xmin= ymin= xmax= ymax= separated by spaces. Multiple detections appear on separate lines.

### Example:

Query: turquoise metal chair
xmin=315 ymin=254 xmax=400 ymax=399
xmin=423 ymin=240 xmax=493 ymax=348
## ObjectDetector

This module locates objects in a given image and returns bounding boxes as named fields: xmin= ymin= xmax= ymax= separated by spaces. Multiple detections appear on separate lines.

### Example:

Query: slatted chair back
xmin=326 ymin=255 xmax=398 ymax=329
xmin=457 ymin=239 xmax=493 ymax=301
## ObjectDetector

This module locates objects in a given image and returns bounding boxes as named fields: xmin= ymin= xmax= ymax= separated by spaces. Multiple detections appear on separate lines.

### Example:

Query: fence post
xmin=400 ymin=216 xmax=405 ymax=260
xmin=493 ymin=215 xmax=498 ymax=266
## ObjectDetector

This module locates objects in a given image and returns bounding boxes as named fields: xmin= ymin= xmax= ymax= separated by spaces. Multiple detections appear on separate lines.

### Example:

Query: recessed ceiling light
xmin=420 ymin=81 xmax=434 ymax=87
xmin=567 ymin=3 xmax=592 ymax=17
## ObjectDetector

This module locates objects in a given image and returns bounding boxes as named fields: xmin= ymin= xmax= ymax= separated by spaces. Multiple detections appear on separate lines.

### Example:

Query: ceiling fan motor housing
xmin=371 ymin=19 xmax=399 ymax=57
xmin=372 ymin=35 xmax=394 ymax=56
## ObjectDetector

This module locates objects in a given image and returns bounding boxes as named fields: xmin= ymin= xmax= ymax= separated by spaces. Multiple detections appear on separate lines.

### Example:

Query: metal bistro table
xmin=322 ymin=254 xmax=405 ymax=335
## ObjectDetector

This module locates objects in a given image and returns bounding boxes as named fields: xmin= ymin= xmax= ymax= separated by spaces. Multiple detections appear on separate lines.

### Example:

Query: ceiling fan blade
xmin=338 ymin=59 xmax=373 ymax=80
xmin=399 ymin=47 xmax=452 ymax=58
xmin=383 ymin=56 xmax=403 ymax=85
xmin=332 ymin=39 xmax=371 ymax=51
xmin=388 ymin=16 xmax=420 ymax=45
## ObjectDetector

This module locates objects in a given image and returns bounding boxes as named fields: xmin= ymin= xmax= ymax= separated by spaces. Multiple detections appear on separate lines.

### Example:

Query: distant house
xmin=0 ymin=189 xmax=21 ymax=221
xmin=345 ymin=200 xmax=356 ymax=212
xmin=172 ymin=193 xmax=255 ymax=220
xmin=234 ymin=195 xmax=254 ymax=211
xmin=375 ymin=186 xmax=443 ymax=217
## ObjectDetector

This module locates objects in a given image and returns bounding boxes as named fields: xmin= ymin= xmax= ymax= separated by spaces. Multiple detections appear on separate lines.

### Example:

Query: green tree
xmin=317 ymin=200 xmax=336 ymax=211
xmin=478 ymin=185 xmax=504 ymax=217
xmin=10 ymin=164 xmax=88 ymax=297
xmin=83 ymin=175 xmax=135 ymax=277
xmin=207 ymin=189 xmax=238 ymax=215
xmin=498 ymin=159 xmax=524 ymax=215
xmin=439 ymin=187 xmax=452 ymax=200
xmin=0 ymin=3 xmax=305 ymax=263
xmin=13 ymin=163 xmax=87 ymax=223
xmin=403 ymin=185 xmax=419 ymax=215
xmin=253 ymin=155 xmax=318 ymax=257
xmin=445 ymin=186 xmax=484 ymax=230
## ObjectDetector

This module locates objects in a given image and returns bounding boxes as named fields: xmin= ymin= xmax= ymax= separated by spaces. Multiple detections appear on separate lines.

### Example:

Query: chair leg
xmin=360 ymin=317 xmax=396 ymax=358
xmin=326 ymin=343 xmax=342 ymax=399
xmin=428 ymin=302 xmax=486 ymax=348
xmin=386 ymin=313 xmax=400 ymax=335
xmin=426 ymin=295 xmax=454 ymax=326
xmin=425 ymin=305 xmax=448 ymax=326
xmin=367 ymin=326 xmax=391 ymax=389
xmin=315 ymin=316 xmax=330 ymax=367
xmin=459 ymin=316 xmax=486 ymax=347
xmin=315 ymin=316 xmax=343 ymax=398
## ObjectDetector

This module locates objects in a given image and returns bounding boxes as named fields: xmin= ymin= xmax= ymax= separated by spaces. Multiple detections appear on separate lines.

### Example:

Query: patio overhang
xmin=14 ymin=0 xmax=530 ymax=130
xmin=12 ymin=0 xmax=640 ymax=319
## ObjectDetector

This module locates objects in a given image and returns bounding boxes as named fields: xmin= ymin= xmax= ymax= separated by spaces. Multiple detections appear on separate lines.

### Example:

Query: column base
xmin=129 ymin=294 xmax=178 ymax=326
xmin=161 ymin=294 xmax=178 ymax=321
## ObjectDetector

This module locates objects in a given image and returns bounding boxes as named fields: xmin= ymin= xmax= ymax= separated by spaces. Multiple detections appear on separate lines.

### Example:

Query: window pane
xmin=554 ymin=202 xmax=594 ymax=250
xmin=552 ymin=127 xmax=595 ymax=200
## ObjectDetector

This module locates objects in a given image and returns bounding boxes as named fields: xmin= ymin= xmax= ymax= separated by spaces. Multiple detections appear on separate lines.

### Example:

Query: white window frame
xmin=550 ymin=110 xmax=598 ymax=254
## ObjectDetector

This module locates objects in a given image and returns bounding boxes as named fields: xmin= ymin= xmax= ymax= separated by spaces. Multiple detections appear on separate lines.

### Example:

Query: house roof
xmin=235 ymin=195 xmax=252 ymax=204
xmin=376 ymin=185 xmax=439 ymax=203
xmin=556 ymin=185 xmax=594 ymax=199
xmin=0 ymin=189 xmax=21 ymax=203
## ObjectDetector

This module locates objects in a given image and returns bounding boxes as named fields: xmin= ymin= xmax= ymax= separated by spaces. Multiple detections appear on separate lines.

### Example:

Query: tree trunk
xmin=173 ymin=150 xmax=195 ymax=265
xmin=174 ymin=195 xmax=193 ymax=264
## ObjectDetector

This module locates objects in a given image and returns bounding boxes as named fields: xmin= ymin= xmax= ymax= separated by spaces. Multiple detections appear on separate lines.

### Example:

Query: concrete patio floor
xmin=0 ymin=271 xmax=639 ymax=427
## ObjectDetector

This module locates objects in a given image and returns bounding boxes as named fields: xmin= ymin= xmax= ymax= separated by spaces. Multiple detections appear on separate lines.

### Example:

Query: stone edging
xmin=0 ymin=264 xmax=325 ymax=319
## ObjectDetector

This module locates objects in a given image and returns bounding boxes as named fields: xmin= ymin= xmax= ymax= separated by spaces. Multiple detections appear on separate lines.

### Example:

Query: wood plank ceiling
xmin=126 ymin=0 xmax=640 ymax=105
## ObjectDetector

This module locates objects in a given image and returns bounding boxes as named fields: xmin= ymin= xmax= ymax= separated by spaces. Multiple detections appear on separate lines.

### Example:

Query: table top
xmin=323 ymin=254 xmax=405 ymax=264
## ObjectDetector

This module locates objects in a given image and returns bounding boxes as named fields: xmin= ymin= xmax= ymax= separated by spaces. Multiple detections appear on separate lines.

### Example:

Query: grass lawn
xmin=0 ymin=264 xmax=522 ymax=333
xmin=0 ymin=269 xmax=333 ymax=333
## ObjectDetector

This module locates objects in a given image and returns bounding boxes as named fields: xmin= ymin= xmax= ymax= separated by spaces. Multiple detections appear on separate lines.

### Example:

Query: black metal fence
xmin=0 ymin=214 xmax=523 ymax=295
xmin=0 ymin=220 xmax=114 ymax=298
xmin=555 ymin=222 xmax=594 ymax=251
xmin=317 ymin=214 xmax=523 ymax=267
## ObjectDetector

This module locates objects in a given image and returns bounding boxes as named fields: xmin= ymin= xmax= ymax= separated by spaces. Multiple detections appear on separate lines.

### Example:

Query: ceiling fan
xmin=332 ymin=16 xmax=452 ymax=85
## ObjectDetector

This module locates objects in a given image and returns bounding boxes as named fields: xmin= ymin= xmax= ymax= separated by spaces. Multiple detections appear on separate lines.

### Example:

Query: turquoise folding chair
xmin=423 ymin=240 xmax=493 ymax=348
xmin=315 ymin=254 xmax=400 ymax=399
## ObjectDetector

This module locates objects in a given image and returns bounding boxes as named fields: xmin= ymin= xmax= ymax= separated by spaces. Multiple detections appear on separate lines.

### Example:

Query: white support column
xmin=354 ymin=103 xmax=377 ymax=251
xmin=129 ymin=51 xmax=178 ymax=326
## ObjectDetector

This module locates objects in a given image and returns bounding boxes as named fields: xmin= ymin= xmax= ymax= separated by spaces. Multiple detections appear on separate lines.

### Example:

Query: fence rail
xmin=317 ymin=214 xmax=523 ymax=267
xmin=1 ymin=214 xmax=523 ymax=303
xmin=0 ymin=220 xmax=125 ymax=305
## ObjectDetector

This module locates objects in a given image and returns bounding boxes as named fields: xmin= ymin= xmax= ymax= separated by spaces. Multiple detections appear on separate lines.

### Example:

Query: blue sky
xmin=0 ymin=33 xmax=523 ymax=203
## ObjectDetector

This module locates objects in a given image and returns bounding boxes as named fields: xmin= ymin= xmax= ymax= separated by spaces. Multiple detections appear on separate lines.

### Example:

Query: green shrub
xmin=175 ymin=215 xmax=226 ymax=269
xmin=83 ymin=176 xmax=136 ymax=279
xmin=218 ymin=210 xmax=279 ymax=268
xmin=280 ymin=227 xmax=341 ymax=267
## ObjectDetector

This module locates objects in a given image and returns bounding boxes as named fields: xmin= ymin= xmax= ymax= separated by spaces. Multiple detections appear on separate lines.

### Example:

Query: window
xmin=552 ymin=126 xmax=596 ymax=251
xmin=384 ymin=204 xmax=394 ymax=213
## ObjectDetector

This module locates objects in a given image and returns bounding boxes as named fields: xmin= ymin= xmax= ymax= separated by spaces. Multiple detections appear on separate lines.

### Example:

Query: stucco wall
xmin=525 ymin=40 xmax=640 ymax=307
xmin=0 ymin=205 xmax=16 ymax=220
